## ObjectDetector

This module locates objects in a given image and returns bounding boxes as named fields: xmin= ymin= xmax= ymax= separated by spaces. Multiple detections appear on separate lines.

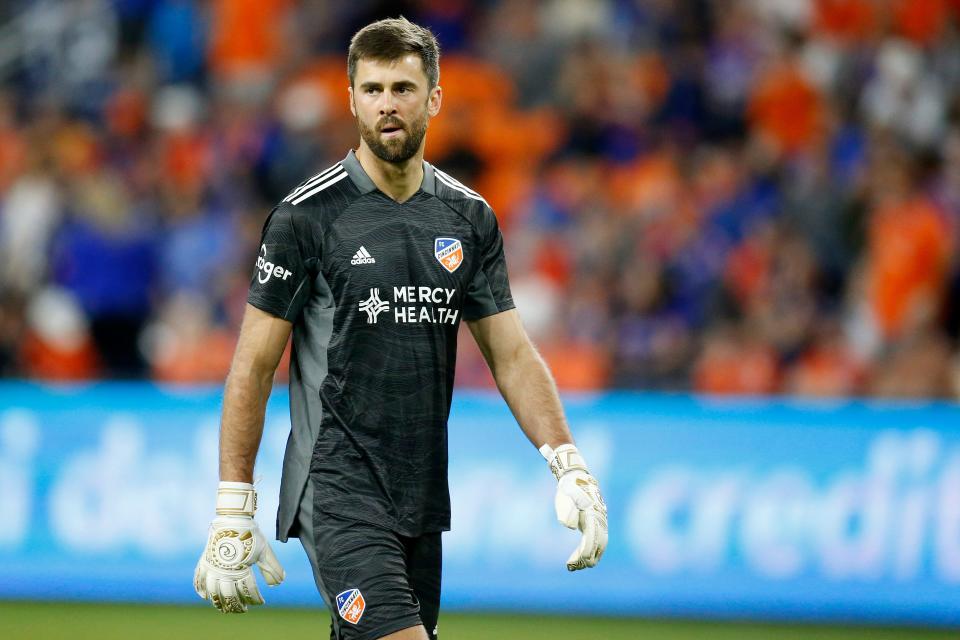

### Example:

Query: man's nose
xmin=378 ymin=93 xmax=397 ymax=115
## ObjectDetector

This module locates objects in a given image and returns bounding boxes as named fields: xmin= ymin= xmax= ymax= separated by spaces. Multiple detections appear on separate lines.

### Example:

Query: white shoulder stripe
xmin=283 ymin=163 xmax=343 ymax=202
xmin=435 ymin=172 xmax=487 ymax=204
xmin=435 ymin=168 xmax=483 ymax=198
xmin=291 ymin=169 xmax=349 ymax=205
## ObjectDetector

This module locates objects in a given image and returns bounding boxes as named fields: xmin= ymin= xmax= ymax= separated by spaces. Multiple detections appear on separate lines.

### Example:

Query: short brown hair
xmin=347 ymin=17 xmax=440 ymax=89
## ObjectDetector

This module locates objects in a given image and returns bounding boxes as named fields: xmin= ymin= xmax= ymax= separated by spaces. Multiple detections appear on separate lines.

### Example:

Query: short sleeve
xmin=463 ymin=208 xmax=515 ymax=321
xmin=247 ymin=204 xmax=315 ymax=321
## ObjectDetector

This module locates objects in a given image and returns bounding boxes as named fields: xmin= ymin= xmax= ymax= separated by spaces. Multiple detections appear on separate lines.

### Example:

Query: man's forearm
xmin=219 ymin=365 xmax=276 ymax=483
xmin=492 ymin=342 xmax=573 ymax=450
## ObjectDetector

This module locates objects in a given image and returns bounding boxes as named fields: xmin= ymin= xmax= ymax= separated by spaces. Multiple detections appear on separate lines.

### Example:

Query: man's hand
xmin=542 ymin=444 xmax=608 ymax=571
xmin=194 ymin=482 xmax=285 ymax=613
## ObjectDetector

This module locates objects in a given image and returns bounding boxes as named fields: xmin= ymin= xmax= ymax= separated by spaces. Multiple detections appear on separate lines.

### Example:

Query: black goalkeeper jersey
xmin=248 ymin=150 xmax=514 ymax=539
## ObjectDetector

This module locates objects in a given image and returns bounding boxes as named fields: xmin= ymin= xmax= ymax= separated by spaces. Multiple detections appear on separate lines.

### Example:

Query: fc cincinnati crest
xmin=336 ymin=588 xmax=366 ymax=624
xmin=435 ymin=237 xmax=463 ymax=273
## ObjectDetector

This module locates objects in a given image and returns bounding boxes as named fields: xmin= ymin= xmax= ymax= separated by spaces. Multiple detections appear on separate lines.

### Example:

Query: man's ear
xmin=348 ymin=86 xmax=356 ymax=117
xmin=427 ymin=85 xmax=442 ymax=118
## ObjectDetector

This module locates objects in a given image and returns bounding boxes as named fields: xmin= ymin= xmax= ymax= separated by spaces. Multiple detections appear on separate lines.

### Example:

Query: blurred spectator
xmin=50 ymin=172 xmax=157 ymax=377
xmin=208 ymin=0 xmax=293 ymax=104
xmin=814 ymin=0 xmax=878 ymax=43
xmin=862 ymin=153 xmax=951 ymax=344
xmin=146 ymin=0 xmax=208 ymax=85
xmin=145 ymin=291 xmax=234 ymax=383
xmin=20 ymin=0 xmax=118 ymax=111
xmin=869 ymin=330 xmax=954 ymax=398
xmin=0 ymin=155 xmax=61 ymax=293
xmin=20 ymin=287 xmax=99 ymax=381
xmin=784 ymin=319 xmax=864 ymax=397
xmin=747 ymin=38 xmax=826 ymax=157
xmin=861 ymin=38 xmax=947 ymax=150
xmin=693 ymin=324 xmax=780 ymax=395
xmin=0 ymin=292 xmax=27 ymax=377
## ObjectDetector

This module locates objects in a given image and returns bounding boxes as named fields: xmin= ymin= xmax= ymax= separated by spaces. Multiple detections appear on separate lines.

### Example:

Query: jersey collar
xmin=421 ymin=161 xmax=437 ymax=196
xmin=342 ymin=149 xmax=437 ymax=197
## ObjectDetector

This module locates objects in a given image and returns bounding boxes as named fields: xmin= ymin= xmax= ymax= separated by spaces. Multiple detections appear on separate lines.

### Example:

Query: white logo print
xmin=350 ymin=246 xmax=376 ymax=265
xmin=358 ymin=288 xmax=389 ymax=323
xmin=256 ymin=244 xmax=293 ymax=284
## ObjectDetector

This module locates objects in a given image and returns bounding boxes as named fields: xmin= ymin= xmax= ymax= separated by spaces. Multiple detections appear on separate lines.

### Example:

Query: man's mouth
xmin=379 ymin=121 xmax=404 ymax=136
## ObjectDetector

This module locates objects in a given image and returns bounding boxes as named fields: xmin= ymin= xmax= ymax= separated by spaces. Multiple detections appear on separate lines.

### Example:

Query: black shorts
xmin=296 ymin=480 xmax=441 ymax=640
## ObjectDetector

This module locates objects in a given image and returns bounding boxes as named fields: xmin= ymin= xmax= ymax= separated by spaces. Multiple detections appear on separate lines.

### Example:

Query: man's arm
xmin=220 ymin=303 xmax=294 ymax=482
xmin=194 ymin=303 xmax=291 ymax=613
xmin=468 ymin=308 xmax=607 ymax=571
xmin=466 ymin=308 xmax=571 ymax=449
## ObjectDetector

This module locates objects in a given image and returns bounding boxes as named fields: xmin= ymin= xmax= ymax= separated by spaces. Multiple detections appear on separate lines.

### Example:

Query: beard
xmin=357 ymin=110 xmax=428 ymax=164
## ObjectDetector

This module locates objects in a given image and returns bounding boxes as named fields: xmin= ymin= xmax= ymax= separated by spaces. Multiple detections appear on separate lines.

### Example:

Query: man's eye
xmin=366 ymin=88 xmax=380 ymax=95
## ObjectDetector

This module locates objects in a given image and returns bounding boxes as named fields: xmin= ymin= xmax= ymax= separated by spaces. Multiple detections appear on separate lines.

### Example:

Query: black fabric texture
xmin=252 ymin=151 xmax=515 ymax=539
xmin=309 ymin=509 xmax=441 ymax=640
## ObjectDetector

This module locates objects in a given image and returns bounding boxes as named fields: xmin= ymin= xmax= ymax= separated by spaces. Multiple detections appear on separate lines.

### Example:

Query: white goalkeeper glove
xmin=541 ymin=443 xmax=608 ymax=571
xmin=194 ymin=481 xmax=285 ymax=613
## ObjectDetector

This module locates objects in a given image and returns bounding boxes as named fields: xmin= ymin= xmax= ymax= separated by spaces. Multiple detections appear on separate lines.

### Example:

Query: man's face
xmin=349 ymin=54 xmax=441 ymax=164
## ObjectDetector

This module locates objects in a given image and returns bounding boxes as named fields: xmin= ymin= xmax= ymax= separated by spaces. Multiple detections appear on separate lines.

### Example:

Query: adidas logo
xmin=350 ymin=246 xmax=376 ymax=265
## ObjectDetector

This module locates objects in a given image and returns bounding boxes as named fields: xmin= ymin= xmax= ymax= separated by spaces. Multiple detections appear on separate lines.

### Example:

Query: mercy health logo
xmin=358 ymin=288 xmax=389 ymax=323
xmin=435 ymin=238 xmax=463 ymax=273
xmin=357 ymin=286 xmax=459 ymax=325
xmin=256 ymin=245 xmax=293 ymax=284
xmin=336 ymin=588 xmax=366 ymax=625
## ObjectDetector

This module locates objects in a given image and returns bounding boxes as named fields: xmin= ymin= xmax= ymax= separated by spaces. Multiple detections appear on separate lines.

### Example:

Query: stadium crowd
xmin=0 ymin=0 xmax=959 ymax=398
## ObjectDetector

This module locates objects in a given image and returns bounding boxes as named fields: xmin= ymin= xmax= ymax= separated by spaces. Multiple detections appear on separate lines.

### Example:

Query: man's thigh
xmin=379 ymin=627 xmax=430 ymax=640
xmin=299 ymin=501 xmax=424 ymax=639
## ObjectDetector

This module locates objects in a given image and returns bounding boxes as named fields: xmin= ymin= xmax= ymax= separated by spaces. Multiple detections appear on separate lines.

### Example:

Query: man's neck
xmin=355 ymin=143 xmax=424 ymax=203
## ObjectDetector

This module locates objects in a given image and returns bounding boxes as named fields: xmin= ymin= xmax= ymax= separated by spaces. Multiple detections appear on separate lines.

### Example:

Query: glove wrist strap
xmin=216 ymin=481 xmax=257 ymax=517
xmin=540 ymin=443 xmax=589 ymax=481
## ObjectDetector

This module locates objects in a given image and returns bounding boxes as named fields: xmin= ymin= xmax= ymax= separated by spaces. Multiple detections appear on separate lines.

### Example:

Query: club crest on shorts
xmin=336 ymin=588 xmax=366 ymax=624
xmin=434 ymin=237 xmax=463 ymax=273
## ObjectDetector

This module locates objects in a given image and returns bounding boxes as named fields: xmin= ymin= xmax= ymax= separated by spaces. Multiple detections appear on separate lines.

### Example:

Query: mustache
xmin=377 ymin=117 xmax=405 ymax=131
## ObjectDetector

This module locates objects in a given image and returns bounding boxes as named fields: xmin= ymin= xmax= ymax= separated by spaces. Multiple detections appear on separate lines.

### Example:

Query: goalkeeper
xmin=194 ymin=16 xmax=607 ymax=640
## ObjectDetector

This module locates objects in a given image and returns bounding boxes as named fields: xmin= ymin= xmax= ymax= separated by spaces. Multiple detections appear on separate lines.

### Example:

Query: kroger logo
xmin=256 ymin=245 xmax=293 ymax=284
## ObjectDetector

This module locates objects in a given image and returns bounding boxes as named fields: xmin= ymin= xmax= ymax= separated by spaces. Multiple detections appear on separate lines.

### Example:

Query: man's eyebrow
xmin=358 ymin=80 xmax=418 ymax=89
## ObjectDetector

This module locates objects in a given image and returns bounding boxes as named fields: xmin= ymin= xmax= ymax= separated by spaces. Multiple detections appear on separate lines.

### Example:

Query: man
xmin=194 ymin=17 xmax=607 ymax=640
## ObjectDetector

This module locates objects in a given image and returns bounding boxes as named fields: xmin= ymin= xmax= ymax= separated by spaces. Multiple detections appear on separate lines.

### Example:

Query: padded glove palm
xmin=542 ymin=444 xmax=608 ymax=571
xmin=194 ymin=482 xmax=285 ymax=613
